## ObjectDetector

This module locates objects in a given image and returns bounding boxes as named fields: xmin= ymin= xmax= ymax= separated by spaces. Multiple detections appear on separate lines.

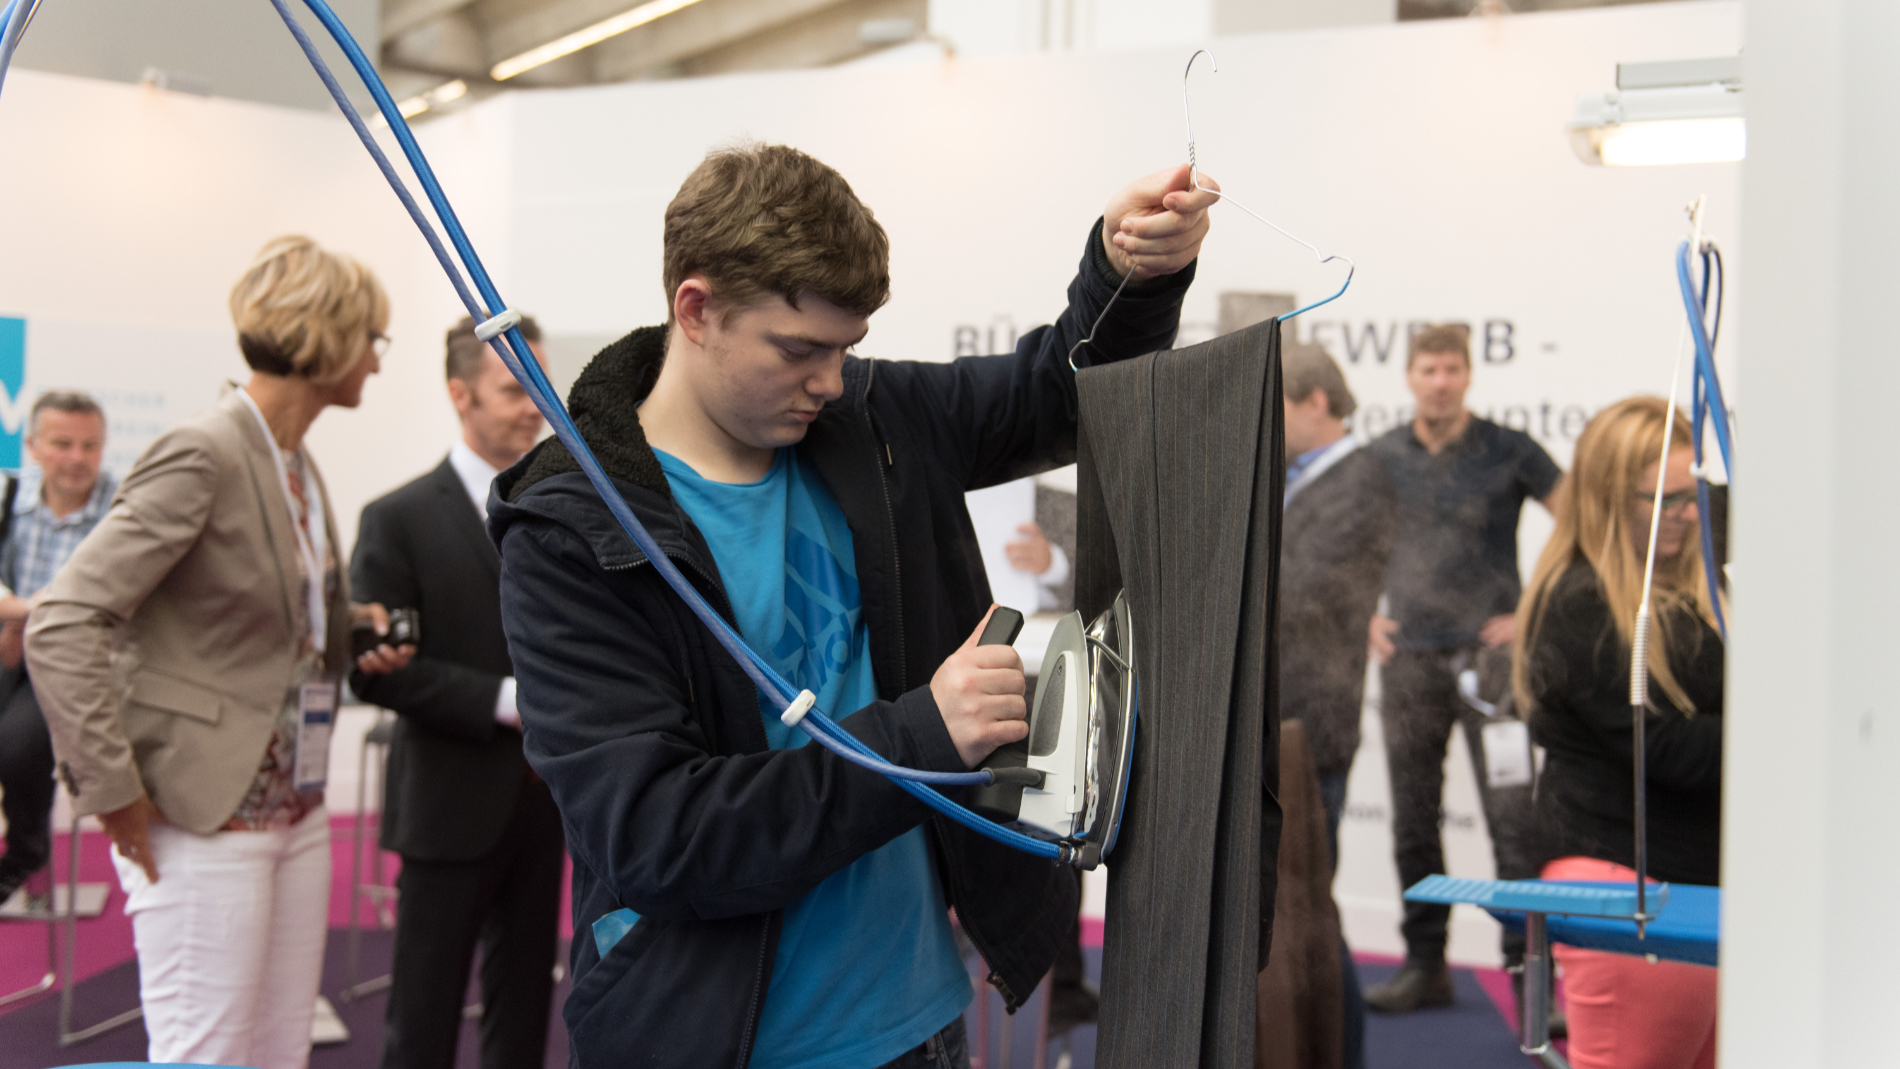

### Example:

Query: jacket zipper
xmin=735 ymin=916 xmax=770 ymax=1069
xmin=863 ymin=360 xmax=908 ymax=692
xmin=858 ymin=363 xmax=1022 ymax=1009
xmin=988 ymin=970 xmax=1019 ymax=1008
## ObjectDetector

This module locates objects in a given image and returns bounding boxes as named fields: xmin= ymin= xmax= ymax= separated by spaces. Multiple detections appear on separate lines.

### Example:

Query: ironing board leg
xmin=1519 ymin=913 xmax=1570 ymax=1069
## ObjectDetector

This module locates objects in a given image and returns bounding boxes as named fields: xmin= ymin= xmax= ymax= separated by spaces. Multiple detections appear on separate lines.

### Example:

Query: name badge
xmin=1480 ymin=718 xmax=1533 ymax=790
xmin=294 ymin=682 xmax=338 ymax=790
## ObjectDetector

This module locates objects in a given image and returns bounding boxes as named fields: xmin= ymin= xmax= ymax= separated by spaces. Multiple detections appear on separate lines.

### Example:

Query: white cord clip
xmin=780 ymin=690 xmax=818 ymax=728
xmin=474 ymin=308 xmax=522 ymax=342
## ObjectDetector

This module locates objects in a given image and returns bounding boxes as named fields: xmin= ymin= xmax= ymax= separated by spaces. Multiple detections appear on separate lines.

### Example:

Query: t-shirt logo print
xmin=773 ymin=527 xmax=860 ymax=695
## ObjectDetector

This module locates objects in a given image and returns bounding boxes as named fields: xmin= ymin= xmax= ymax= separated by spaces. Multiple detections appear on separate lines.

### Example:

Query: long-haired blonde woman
xmin=29 ymin=236 xmax=413 ymax=1069
xmin=1513 ymin=396 xmax=1722 ymax=1069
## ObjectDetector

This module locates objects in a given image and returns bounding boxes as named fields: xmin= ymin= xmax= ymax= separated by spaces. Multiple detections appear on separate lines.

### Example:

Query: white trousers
xmin=112 ymin=805 xmax=332 ymax=1069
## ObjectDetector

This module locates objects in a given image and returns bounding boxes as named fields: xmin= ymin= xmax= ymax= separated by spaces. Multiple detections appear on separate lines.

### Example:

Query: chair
xmin=342 ymin=709 xmax=399 ymax=1001
xmin=0 ymin=803 xmax=143 ymax=1044
xmin=336 ymin=707 xmax=510 ymax=1022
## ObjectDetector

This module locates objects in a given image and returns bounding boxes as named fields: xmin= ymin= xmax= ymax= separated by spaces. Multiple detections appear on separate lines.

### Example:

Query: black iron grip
xmin=978 ymin=606 xmax=1024 ymax=647
xmin=968 ymin=606 xmax=1034 ymax=822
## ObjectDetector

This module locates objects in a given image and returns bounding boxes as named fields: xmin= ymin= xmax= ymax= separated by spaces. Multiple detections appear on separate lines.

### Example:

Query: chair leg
xmin=1032 ymin=971 xmax=1051 ymax=1069
xmin=343 ymin=712 xmax=398 ymax=1002
xmin=972 ymin=974 xmax=990 ymax=1069
xmin=58 ymin=814 xmax=141 ymax=1046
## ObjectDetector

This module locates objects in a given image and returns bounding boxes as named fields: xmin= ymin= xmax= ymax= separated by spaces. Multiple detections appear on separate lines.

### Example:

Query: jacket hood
xmin=488 ymin=325 xmax=689 ymax=569
xmin=506 ymin=324 xmax=671 ymax=503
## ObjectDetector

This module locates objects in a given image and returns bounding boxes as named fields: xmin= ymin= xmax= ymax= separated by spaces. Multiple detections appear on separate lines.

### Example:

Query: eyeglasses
xmin=370 ymin=332 xmax=392 ymax=357
xmin=1635 ymin=489 xmax=1697 ymax=515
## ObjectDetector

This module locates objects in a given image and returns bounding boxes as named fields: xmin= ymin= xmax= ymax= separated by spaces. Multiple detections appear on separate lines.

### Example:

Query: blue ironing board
xmin=1490 ymin=882 xmax=1721 ymax=968
xmin=1404 ymin=875 xmax=1669 ymax=919
xmin=1404 ymin=875 xmax=1720 ymax=965
xmin=1401 ymin=876 xmax=1722 ymax=1069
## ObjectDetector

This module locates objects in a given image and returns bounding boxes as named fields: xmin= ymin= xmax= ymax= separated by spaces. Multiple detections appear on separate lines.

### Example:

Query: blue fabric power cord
xmin=272 ymin=0 xmax=1070 ymax=861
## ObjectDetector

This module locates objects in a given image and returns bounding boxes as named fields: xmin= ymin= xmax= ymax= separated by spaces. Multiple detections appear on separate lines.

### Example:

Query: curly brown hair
xmin=662 ymin=143 xmax=891 ymax=323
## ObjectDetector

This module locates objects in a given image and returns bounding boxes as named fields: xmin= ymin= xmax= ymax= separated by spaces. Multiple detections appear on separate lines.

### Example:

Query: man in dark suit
xmin=1277 ymin=343 xmax=1398 ymax=1069
xmin=351 ymin=314 xmax=563 ymax=1069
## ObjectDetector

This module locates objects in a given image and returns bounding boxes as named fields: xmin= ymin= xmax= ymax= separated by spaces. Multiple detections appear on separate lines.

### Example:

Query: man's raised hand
xmin=1102 ymin=164 xmax=1220 ymax=280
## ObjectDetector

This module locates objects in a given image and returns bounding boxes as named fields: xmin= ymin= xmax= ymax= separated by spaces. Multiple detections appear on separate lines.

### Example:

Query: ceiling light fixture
xmin=490 ymin=0 xmax=706 ymax=81
xmin=1569 ymin=56 xmax=1744 ymax=167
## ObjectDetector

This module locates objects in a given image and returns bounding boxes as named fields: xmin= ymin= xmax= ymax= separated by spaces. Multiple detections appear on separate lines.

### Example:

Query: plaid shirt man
xmin=0 ymin=467 xmax=120 ymax=599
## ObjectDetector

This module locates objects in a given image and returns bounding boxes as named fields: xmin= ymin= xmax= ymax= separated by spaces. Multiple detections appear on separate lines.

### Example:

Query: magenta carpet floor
xmin=0 ymin=824 xmax=1545 ymax=1068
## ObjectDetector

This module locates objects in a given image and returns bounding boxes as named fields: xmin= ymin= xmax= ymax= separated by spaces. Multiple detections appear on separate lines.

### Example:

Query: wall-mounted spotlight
xmin=1569 ymin=56 xmax=1743 ymax=167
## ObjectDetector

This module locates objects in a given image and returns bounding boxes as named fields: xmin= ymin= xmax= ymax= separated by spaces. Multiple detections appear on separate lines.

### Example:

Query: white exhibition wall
xmin=1 ymin=1 xmax=1742 ymax=965
xmin=0 ymin=68 xmax=455 ymax=546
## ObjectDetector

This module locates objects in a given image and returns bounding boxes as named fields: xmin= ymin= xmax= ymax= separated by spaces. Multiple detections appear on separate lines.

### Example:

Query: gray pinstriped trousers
xmin=1074 ymin=318 xmax=1287 ymax=1069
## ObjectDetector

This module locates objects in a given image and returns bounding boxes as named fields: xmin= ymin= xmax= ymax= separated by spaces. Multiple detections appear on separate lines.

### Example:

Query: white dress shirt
xmin=448 ymin=441 xmax=519 ymax=726
xmin=448 ymin=440 xmax=501 ymax=521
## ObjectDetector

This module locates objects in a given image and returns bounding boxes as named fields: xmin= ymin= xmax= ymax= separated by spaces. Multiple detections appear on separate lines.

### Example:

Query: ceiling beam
xmin=383 ymin=0 xmax=482 ymax=40
xmin=385 ymin=10 xmax=494 ymax=79
xmin=660 ymin=0 xmax=927 ymax=81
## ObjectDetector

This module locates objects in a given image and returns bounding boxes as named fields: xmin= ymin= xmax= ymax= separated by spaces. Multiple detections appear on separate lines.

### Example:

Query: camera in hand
xmin=352 ymin=607 xmax=420 ymax=658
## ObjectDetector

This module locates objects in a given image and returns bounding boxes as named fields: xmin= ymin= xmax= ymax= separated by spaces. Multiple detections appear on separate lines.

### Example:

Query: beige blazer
xmin=27 ymin=385 xmax=353 ymax=835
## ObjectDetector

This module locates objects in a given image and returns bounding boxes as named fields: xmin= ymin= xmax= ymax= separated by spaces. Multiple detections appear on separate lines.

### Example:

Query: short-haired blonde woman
xmin=29 ymin=236 xmax=414 ymax=1069
xmin=1513 ymin=396 xmax=1723 ymax=1069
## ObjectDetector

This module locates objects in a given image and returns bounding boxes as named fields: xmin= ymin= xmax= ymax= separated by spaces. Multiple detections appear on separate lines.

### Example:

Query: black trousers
xmin=1378 ymin=646 xmax=1536 ymax=966
xmin=381 ymin=778 xmax=565 ymax=1069
xmin=0 ymin=665 xmax=54 ymax=875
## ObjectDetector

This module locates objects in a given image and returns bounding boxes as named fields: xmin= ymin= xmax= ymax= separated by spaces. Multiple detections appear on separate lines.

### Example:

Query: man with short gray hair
xmin=0 ymin=391 xmax=116 ymax=905
xmin=1278 ymin=343 xmax=1395 ymax=1069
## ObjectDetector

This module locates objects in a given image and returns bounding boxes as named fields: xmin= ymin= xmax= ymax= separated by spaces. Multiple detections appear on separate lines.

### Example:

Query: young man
xmin=1277 ymin=344 xmax=1396 ymax=1069
xmin=490 ymin=144 xmax=1212 ymax=1069
xmin=0 ymin=391 xmax=117 ymax=905
xmin=1363 ymin=324 xmax=1562 ymax=1013
xmin=350 ymin=316 xmax=563 ymax=1069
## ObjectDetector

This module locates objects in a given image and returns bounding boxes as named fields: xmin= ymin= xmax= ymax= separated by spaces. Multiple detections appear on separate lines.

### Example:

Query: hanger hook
xmin=1184 ymin=49 xmax=1218 ymax=191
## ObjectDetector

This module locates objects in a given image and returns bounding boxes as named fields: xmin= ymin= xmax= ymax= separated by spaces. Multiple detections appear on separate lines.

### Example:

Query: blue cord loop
xmin=1674 ymin=239 xmax=1730 ymax=640
xmin=152 ymin=0 xmax=1056 ymax=857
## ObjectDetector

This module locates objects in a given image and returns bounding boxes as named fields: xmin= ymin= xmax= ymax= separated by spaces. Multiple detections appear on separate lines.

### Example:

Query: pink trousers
xmin=1543 ymin=857 xmax=1717 ymax=1069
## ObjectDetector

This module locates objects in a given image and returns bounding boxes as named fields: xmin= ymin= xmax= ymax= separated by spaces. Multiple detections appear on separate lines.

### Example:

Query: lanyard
xmin=237 ymin=390 xmax=328 ymax=653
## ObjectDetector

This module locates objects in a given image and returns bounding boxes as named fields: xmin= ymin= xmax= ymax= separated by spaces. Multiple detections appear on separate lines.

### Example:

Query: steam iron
xmin=972 ymin=592 xmax=1137 ymax=870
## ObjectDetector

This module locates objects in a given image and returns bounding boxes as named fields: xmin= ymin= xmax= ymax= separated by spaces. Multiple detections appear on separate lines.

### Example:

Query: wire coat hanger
xmin=1184 ymin=49 xmax=1354 ymax=322
xmin=1070 ymin=48 xmax=1357 ymax=368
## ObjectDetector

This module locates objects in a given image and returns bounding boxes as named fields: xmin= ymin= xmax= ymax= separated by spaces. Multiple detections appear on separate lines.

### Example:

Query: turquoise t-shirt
xmin=611 ymin=447 xmax=971 ymax=1069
